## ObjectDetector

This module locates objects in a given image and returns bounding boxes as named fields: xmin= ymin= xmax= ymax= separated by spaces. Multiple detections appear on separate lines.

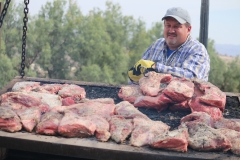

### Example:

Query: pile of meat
xmin=119 ymin=72 xmax=226 ymax=120
xmin=118 ymin=72 xmax=240 ymax=155
xmin=0 ymin=80 xmax=239 ymax=156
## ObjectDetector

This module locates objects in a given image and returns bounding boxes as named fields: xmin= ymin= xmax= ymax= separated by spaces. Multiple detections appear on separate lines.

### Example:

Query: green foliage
xmin=0 ymin=54 xmax=18 ymax=90
xmin=208 ymin=39 xmax=240 ymax=92
xmin=221 ymin=58 xmax=240 ymax=92
xmin=208 ymin=39 xmax=227 ymax=86
xmin=0 ymin=0 xmax=240 ymax=92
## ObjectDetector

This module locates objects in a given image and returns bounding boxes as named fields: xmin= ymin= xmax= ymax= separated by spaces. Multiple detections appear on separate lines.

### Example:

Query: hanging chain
xmin=0 ymin=0 xmax=11 ymax=28
xmin=20 ymin=0 xmax=29 ymax=78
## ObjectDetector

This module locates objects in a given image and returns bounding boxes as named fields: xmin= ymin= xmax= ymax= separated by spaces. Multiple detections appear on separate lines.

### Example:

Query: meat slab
xmin=150 ymin=128 xmax=188 ymax=152
xmin=139 ymin=72 xmax=172 ymax=96
xmin=162 ymin=78 xmax=194 ymax=103
xmin=134 ymin=95 xmax=169 ymax=112
xmin=186 ymin=122 xmax=231 ymax=152
xmin=0 ymin=92 xmax=50 ymax=113
xmin=109 ymin=115 xmax=133 ymax=143
xmin=214 ymin=118 xmax=240 ymax=132
xmin=180 ymin=111 xmax=214 ymax=127
xmin=36 ymin=111 xmax=63 ymax=135
xmin=130 ymin=118 xmax=170 ymax=147
xmin=58 ymin=84 xmax=86 ymax=103
xmin=11 ymin=81 xmax=40 ymax=92
xmin=16 ymin=107 xmax=41 ymax=132
xmin=0 ymin=107 xmax=22 ymax=132
xmin=88 ymin=115 xmax=111 ymax=142
xmin=58 ymin=111 xmax=96 ymax=138
xmin=118 ymin=85 xmax=143 ymax=104
xmin=115 ymin=101 xmax=150 ymax=120
xmin=217 ymin=128 xmax=240 ymax=155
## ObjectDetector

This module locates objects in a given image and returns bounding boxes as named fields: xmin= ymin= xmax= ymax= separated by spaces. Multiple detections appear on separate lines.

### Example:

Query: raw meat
xmin=58 ymin=111 xmax=96 ymax=138
xmin=186 ymin=122 xmax=231 ymax=152
xmin=30 ymin=91 xmax=62 ymax=109
xmin=16 ymin=107 xmax=41 ymax=132
xmin=180 ymin=111 xmax=214 ymax=127
xmin=0 ymin=92 xmax=50 ymax=113
xmin=139 ymin=72 xmax=172 ymax=97
xmin=118 ymin=85 xmax=143 ymax=103
xmin=79 ymin=98 xmax=115 ymax=104
xmin=50 ymin=101 xmax=115 ymax=121
xmin=193 ymin=80 xmax=226 ymax=111
xmin=11 ymin=81 xmax=40 ymax=92
xmin=62 ymin=97 xmax=75 ymax=106
xmin=134 ymin=95 xmax=168 ymax=112
xmin=162 ymin=78 xmax=194 ymax=103
xmin=66 ymin=102 xmax=115 ymax=121
xmin=169 ymin=100 xmax=190 ymax=111
xmin=188 ymin=80 xmax=226 ymax=120
xmin=87 ymin=115 xmax=111 ymax=142
xmin=188 ymin=97 xmax=223 ymax=120
xmin=58 ymin=84 xmax=86 ymax=102
xmin=0 ymin=107 xmax=22 ymax=132
xmin=115 ymin=101 xmax=150 ymax=120
xmin=150 ymin=128 xmax=188 ymax=152
xmin=32 ymin=83 xmax=66 ymax=94
xmin=109 ymin=115 xmax=133 ymax=143
xmin=214 ymin=118 xmax=240 ymax=132
xmin=217 ymin=128 xmax=240 ymax=155
xmin=130 ymin=118 xmax=170 ymax=147
xmin=36 ymin=111 xmax=63 ymax=135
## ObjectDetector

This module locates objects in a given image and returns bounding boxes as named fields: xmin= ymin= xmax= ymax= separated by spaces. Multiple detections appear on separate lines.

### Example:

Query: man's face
xmin=163 ymin=17 xmax=191 ymax=50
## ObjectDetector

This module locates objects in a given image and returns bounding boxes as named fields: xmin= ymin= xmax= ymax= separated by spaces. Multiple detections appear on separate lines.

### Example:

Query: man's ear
xmin=188 ymin=26 xmax=192 ymax=32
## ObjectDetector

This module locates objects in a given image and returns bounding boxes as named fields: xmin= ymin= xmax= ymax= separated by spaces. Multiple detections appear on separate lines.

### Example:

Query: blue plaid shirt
xmin=142 ymin=36 xmax=210 ymax=81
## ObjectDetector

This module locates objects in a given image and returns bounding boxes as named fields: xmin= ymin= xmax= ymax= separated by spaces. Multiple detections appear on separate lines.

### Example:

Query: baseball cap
xmin=162 ymin=7 xmax=191 ymax=24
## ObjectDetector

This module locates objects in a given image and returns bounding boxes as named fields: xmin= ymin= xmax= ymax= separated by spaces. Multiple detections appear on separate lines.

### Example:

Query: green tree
xmin=73 ymin=1 xmax=132 ymax=84
xmin=27 ymin=0 xmax=73 ymax=79
xmin=1 ymin=0 xmax=27 ymax=73
xmin=208 ymin=39 xmax=227 ymax=87
xmin=0 ymin=0 xmax=36 ymax=88
xmin=207 ymin=39 xmax=240 ymax=92
xmin=221 ymin=58 xmax=240 ymax=92
xmin=0 ymin=54 xmax=18 ymax=89
xmin=127 ymin=21 xmax=163 ymax=70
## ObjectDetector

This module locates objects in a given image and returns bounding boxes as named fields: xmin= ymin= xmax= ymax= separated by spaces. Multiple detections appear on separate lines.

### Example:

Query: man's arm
xmin=154 ymin=44 xmax=210 ymax=81
xmin=142 ymin=38 xmax=165 ymax=60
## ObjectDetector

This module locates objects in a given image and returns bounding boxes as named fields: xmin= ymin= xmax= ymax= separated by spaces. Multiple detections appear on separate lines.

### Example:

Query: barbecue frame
xmin=0 ymin=76 xmax=240 ymax=160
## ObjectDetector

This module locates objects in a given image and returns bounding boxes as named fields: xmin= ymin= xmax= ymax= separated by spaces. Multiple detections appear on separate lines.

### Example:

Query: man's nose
xmin=168 ymin=27 xmax=175 ymax=32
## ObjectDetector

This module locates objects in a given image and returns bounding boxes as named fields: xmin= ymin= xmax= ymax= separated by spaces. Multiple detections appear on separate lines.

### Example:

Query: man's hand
xmin=152 ymin=63 xmax=156 ymax=69
xmin=128 ymin=59 xmax=155 ymax=82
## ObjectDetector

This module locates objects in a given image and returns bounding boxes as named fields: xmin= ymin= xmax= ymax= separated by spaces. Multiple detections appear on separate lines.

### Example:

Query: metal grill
xmin=1 ymin=77 xmax=240 ymax=160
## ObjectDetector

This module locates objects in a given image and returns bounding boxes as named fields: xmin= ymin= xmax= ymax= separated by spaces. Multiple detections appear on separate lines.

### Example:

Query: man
xmin=129 ymin=7 xmax=210 ymax=82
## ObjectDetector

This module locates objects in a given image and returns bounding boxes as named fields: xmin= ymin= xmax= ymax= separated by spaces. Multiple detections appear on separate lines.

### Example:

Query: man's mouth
xmin=167 ymin=34 xmax=177 ymax=37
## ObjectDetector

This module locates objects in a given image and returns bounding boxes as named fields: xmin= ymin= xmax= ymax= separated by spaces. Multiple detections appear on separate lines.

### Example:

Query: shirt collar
xmin=164 ymin=35 xmax=191 ymax=50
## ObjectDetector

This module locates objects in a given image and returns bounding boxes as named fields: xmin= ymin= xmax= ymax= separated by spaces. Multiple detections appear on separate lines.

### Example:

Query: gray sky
xmin=15 ymin=0 xmax=240 ymax=45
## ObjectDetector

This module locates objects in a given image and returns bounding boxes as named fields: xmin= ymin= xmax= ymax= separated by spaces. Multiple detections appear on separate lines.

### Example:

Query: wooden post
xmin=0 ymin=2 xmax=2 ymax=52
xmin=199 ymin=0 xmax=209 ymax=49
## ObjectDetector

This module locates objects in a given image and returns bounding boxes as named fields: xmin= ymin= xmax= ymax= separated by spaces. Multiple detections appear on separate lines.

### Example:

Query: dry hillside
xmin=218 ymin=54 xmax=236 ymax=63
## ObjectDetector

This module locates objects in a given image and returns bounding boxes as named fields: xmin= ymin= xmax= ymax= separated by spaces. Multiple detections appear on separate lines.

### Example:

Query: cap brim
xmin=162 ymin=15 xmax=186 ymax=24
